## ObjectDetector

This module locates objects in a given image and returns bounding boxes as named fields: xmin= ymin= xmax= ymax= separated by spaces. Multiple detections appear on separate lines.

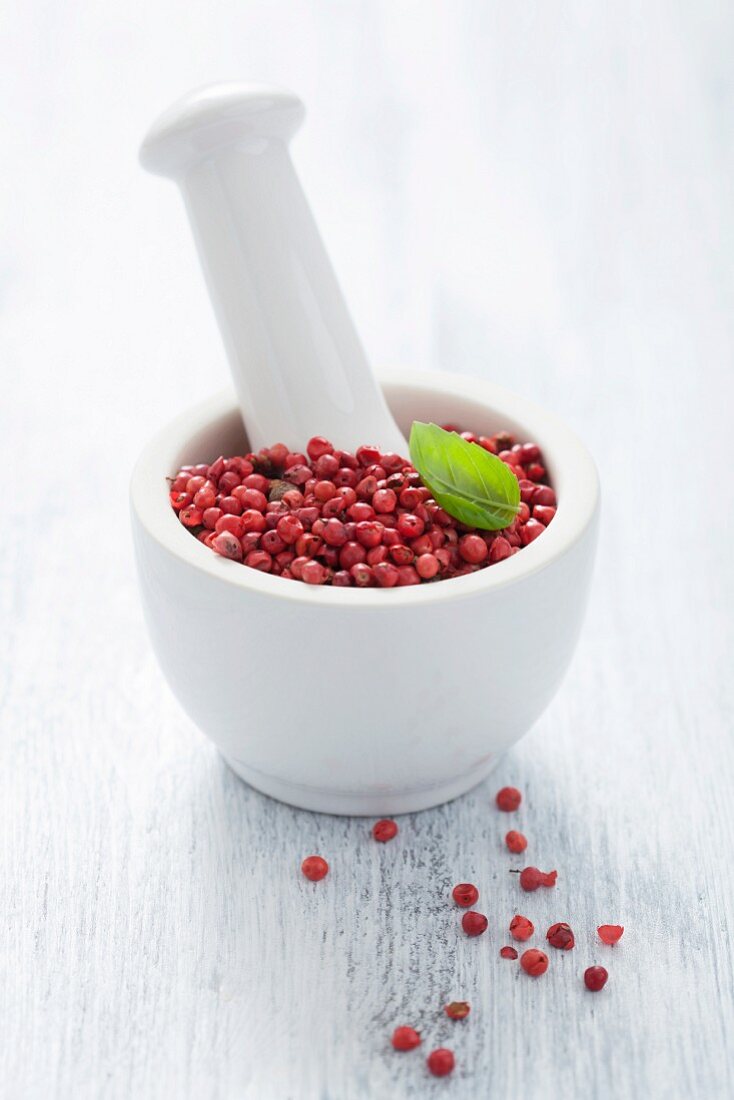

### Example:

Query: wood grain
xmin=1 ymin=1 xmax=733 ymax=1096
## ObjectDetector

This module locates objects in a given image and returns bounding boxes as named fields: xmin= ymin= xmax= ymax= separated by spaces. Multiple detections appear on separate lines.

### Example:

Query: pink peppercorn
xmin=410 ymin=534 xmax=434 ymax=556
xmin=313 ymin=453 xmax=339 ymax=478
xmin=348 ymin=502 xmax=374 ymax=522
xmin=533 ymin=505 xmax=556 ymax=526
xmin=207 ymin=456 xmax=226 ymax=480
xmin=444 ymin=1001 xmax=470 ymax=1020
xmin=521 ymin=519 xmax=545 ymax=546
xmin=241 ymin=509 xmax=266 ymax=533
xmin=350 ymin=563 xmax=374 ymax=587
xmin=392 ymin=1026 xmax=421 ymax=1051
xmin=399 ymin=486 xmax=422 ymax=510
xmin=338 ymin=542 xmax=365 ymax=570
xmin=427 ymin=1049 xmax=455 ymax=1077
xmin=333 ymin=467 xmax=358 ymax=488
xmin=452 ymin=883 xmax=479 ymax=907
xmin=241 ymin=532 xmax=261 ymax=554
xmin=217 ymin=514 xmax=247 ymax=537
xmin=546 ymin=922 xmax=575 ymax=950
xmin=373 ymin=488 xmax=397 ymax=513
xmin=301 ymin=560 xmax=328 ymax=585
xmin=500 ymin=946 xmax=518 ymax=960
xmin=322 ymin=519 xmax=348 ymax=547
xmin=239 ymin=488 xmax=267 ymax=511
xmin=355 ymin=521 xmax=383 ymax=548
xmin=416 ymin=553 xmax=440 ymax=579
xmin=314 ymin=480 xmax=337 ymax=502
xmin=597 ymin=925 xmax=624 ymax=945
xmin=389 ymin=544 xmax=414 ymax=566
xmin=202 ymin=507 xmax=222 ymax=529
xmin=306 ymin=436 xmax=333 ymax=461
xmin=496 ymin=787 xmax=522 ymax=812
xmin=356 ymin=444 xmax=381 ymax=466
xmin=518 ymin=479 xmax=537 ymax=505
xmin=296 ymin=533 xmax=322 ymax=558
xmin=459 ymin=534 xmax=488 ymax=564
xmin=373 ymin=562 xmax=400 ymax=587
xmin=301 ymin=855 xmax=329 ymax=881
xmin=170 ymin=491 xmax=191 ymax=511
xmin=461 ymin=911 xmax=488 ymax=937
xmin=532 ymin=485 xmax=556 ymax=507
xmin=261 ymin=530 xmax=286 ymax=555
xmin=194 ymin=487 xmax=216 ymax=510
xmin=372 ymin=819 xmax=398 ymax=842
xmin=520 ymin=949 xmax=549 ymax=977
xmin=217 ymin=471 xmax=239 ymax=494
xmin=396 ymin=513 xmax=424 ymax=539
xmin=334 ymin=449 xmax=358 ymax=470
xmin=519 ymin=867 xmax=558 ymax=892
xmin=584 ymin=966 xmax=608 ymax=991
xmin=366 ymin=545 xmax=388 ymax=566
xmin=283 ymin=464 xmax=311 ymax=486
xmin=276 ymin=514 xmax=304 ymax=545
xmin=356 ymin=475 xmax=378 ymax=499
xmin=220 ymin=497 xmax=242 ymax=517
xmin=510 ymin=915 xmax=534 ymax=942
xmin=245 ymin=550 xmax=272 ymax=572
xmin=505 ymin=830 xmax=528 ymax=853
xmin=179 ymin=506 xmax=203 ymax=527
xmin=268 ymin=443 xmax=288 ymax=466
xmin=488 ymin=537 xmax=512 ymax=564
xmin=211 ymin=531 xmax=243 ymax=561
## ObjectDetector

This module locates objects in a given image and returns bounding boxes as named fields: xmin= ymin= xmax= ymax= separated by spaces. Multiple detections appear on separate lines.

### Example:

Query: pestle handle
xmin=140 ymin=83 xmax=407 ymax=456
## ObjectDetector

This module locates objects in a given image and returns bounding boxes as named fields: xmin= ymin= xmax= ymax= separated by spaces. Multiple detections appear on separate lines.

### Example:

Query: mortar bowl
xmin=130 ymin=369 xmax=599 ymax=815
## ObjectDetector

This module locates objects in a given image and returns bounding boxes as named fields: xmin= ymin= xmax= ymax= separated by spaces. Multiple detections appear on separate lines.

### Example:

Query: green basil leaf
xmin=409 ymin=421 xmax=520 ymax=531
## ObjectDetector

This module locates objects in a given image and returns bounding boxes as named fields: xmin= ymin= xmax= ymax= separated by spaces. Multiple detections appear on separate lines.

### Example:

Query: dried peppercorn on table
xmin=2 ymin=4 xmax=733 ymax=1098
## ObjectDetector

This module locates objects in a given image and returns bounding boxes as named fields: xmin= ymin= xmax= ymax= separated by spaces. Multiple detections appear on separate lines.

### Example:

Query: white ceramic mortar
xmin=131 ymin=369 xmax=599 ymax=815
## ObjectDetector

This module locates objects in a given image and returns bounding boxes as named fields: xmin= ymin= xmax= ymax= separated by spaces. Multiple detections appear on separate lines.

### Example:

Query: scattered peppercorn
xmin=597 ymin=925 xmax=624 ymax=945
xmin=461 ymin=911 xmax=489 ymax=937
xmin=500 ymin=946 xmax=519 ymax=960
xmin=444 ymin=1001 xmax=471 ymax=1020
xmin=427 ymin=1049 xmax=455 ymax=1077
xmin=584 ymin=966 xmax=608 ymax=992
xmin=546 ymin=922 xmax=575 ymax=950
xmin=505 ymin=829 xmax=528 ymax=853
xmin=372 ymin=819 xmax=398 ymax=842
xmin=392 ymin=1026 xmax=422 ymax=1051
xmin=452 ymin=883 xmax=479 ymax=908
xmin=496 ymin=786 xmax=522 ymax=812
xmin=301 ymin=855 xmax=329 ymax=882
xmin=170 ymin=431 xmax=554 ymax=586
xmin=520 ymin=949 xmax=549 ymax=977
xmin=519 ymin=866 xmax=557 ymax=892
xmin=509 ymin=915 xmax=535 ymax=942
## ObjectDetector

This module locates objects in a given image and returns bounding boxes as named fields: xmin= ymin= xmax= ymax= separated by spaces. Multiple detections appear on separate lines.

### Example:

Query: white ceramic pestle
xmin=140 ymin=82 xmax=407 ymax=456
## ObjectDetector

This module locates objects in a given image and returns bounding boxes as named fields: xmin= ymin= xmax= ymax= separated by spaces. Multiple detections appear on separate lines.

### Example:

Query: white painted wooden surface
xmin=2 ymin=2 xmax=733 ymax=1097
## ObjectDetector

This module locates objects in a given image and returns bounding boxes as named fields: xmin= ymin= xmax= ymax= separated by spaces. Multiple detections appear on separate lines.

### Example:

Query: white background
xmin=2 ymin=3 xmax=733 ymax=1098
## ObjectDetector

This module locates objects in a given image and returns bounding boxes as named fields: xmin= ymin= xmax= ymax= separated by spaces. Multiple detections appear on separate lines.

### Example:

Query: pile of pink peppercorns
xmin=300 ymin=788 xmax=624 ymax=1081
xmin=168 ymin=428 xmax=556 ymax=587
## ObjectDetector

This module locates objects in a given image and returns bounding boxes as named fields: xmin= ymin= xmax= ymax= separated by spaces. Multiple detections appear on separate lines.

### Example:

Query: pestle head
xmin=140 ymin=82 xmax=305 ymax=179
